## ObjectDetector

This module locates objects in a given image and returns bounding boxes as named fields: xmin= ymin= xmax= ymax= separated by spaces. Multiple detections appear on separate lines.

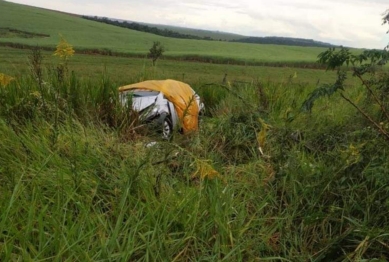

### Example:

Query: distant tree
xmin=148 ymin=41 xmax=165 ymax=66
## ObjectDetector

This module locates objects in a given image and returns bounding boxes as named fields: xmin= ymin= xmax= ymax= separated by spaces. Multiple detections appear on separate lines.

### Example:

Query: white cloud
xmin=6 ymin=0 xmax=389 ymax=48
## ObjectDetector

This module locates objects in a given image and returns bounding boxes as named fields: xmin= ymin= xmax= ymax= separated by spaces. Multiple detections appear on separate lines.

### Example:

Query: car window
xmin=130 ymin=90 xmax=160 ymax=97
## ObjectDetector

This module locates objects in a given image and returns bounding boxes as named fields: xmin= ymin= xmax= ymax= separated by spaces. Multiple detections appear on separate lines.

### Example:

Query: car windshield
xmin=130 ymin=90 xmax=160 ymax=97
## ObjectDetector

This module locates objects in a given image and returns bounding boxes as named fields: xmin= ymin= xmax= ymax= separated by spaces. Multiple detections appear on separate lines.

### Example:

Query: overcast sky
xmin=7 ymin=0 xmax=389 ymax=49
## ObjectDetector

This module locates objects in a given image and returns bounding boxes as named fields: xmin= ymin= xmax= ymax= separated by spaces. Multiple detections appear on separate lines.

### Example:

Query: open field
xmin=0 ymin=0 xmax=336 ymax=65
xmin=1 ymin=46 xmax=356 ymax=87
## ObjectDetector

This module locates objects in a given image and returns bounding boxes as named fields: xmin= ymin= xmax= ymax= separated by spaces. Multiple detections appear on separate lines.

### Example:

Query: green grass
xmin=1 ymin=46 xmax=353 ymax=87
xmin=0 ymin=1 xmax=334 ymax=64
xmin=1 ymin=49 xmax=389 ymax=260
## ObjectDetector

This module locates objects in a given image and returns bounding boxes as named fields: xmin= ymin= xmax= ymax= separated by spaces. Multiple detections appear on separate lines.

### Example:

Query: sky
xmin=7 ymin=0 xmax=389 ymax=49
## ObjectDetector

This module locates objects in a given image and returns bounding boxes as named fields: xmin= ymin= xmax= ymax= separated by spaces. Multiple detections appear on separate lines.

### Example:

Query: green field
xmin=0 ymin=46 xmax=346 ymax=86
xmin=0 ymin=0 xmax=332 ymax=64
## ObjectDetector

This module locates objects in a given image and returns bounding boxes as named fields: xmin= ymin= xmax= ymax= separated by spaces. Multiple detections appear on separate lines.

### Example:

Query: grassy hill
xmin=0 ymin=0 xmax=330 ymax=64
xmin=89 ymin=17 xmax=335 ymax=48
xmin=111 ymin=19 xmax=244 ymax=41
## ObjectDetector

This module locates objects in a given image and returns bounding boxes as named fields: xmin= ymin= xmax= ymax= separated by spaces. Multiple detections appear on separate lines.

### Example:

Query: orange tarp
xmin=118 ymin=79 xmax=199 ymax=133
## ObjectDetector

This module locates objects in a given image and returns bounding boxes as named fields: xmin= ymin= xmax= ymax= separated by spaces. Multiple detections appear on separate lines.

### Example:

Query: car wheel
xmin=161 ymin=117 xmax=173 ymax=140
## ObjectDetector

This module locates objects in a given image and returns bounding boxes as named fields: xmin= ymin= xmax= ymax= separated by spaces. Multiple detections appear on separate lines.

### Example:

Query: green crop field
xmin=0 ymin=46 xmax=347 ymax=86
xmin=0 ymin=0 xmax=334 ymax=64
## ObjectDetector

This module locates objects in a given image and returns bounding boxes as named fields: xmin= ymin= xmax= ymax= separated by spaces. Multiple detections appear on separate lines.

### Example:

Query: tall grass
xmin=1 ymin=53 xmax=389 ymax=261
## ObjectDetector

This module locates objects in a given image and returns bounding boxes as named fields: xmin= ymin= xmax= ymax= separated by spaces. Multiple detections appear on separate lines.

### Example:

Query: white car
xmin=119 ymin=89 xmax=204 ymax=139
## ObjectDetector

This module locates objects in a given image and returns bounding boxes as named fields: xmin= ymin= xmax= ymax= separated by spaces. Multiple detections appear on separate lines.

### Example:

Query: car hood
xmin=132 ymin=96 xmax=157 ymax=112
xmin=120 ymin=90 xmax=159 ymax=111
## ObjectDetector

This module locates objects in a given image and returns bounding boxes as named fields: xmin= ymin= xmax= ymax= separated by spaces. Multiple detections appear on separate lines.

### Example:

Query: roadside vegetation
xmin=1 ymin=36 xmax=389 ymax=260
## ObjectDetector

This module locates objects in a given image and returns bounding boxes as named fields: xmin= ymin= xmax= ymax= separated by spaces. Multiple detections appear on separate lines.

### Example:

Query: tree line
xmin=82 ymin=16 xmax=338 ymax=48
xmin=231 ymin=36 xmax=335 ymax=48
xmin=82 ymin=16 xmax=213 ymax=41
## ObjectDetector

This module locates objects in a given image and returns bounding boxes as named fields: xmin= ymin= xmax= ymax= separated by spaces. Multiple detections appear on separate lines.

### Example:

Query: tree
xmin=384 ymin=9 xmax=389 ymax=49
xmin=383 ymin=9 xmax=389 ymax=27
xmin=148 ymin=41 xmax=164 ymax=66
xmin=301 ymin=10 xmax=389 ymax=141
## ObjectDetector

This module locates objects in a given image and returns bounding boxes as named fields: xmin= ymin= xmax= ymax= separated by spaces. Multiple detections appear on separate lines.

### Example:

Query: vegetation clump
xmin=0 ymin=72 xmax=14 ymax=87
xmin=148 ymin=41 xmax=164 ymax=66
xmin=302 ymin=14 xmax=389 ymax=141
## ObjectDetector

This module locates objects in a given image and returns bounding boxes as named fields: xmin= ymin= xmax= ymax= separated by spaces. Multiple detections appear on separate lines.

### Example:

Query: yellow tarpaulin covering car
xmin=118 ymin=79 xmax=201 ymax=134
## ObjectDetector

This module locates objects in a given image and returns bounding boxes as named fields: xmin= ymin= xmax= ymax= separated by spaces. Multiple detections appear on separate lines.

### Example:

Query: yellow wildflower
xmin=0 ymin=73 xmax=15 ymax=87
xmin=341 ymin=143 xmax=363 ymax=166
xmin=30 ymin=91 xmax=41 ymax=98
xmin=192 ymin=159 xmax=221 ymax=180
xmin=54 ymin=35 xmax=75 ymax=60
xmin=257 ymin=118 xmax=271 ymax=155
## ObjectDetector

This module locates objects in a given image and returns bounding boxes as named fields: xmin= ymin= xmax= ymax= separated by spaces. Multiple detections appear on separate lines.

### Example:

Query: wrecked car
xmin=118 ymin=79 xmax=204 ymax=139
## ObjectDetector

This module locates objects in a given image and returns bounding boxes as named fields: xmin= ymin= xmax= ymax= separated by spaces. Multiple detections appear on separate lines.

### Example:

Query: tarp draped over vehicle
xmin=118 ymin=79 xmax=199 ymax=133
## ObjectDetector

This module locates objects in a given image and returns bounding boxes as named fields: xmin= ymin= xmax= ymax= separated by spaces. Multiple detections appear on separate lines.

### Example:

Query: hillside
xmin=0 ymin=1 xmax=330 ymax=64
xmin=82 ymin=16 xmax=216 ymax=41
xmin=84 ymin=16 xmax=335 ymax=48
xmin=110 ymin=18 xmax=244 ymax=41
